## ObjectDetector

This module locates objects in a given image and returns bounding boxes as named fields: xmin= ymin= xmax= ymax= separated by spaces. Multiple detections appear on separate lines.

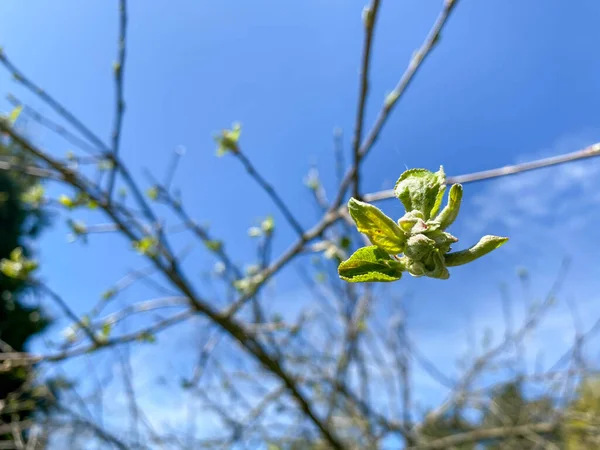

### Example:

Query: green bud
xmin=404 ymin=234 xmax=435 ymax=261
xmin=215 ymin=122 xmax=241 ymax=156
xmin=261 ymin=215 xmax=275 ymax=234
xmin=146 ymin=186 xmax=159 ymax=201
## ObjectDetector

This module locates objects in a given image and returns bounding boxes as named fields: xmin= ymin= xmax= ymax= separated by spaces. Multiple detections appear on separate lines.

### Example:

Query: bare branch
xmin=364 ymin=142 xmax=600 ymax=203
xmin=107 ymin=0 xmax=128 ymax=198
xmin=351 ymin=0 xmax=382 ymax=199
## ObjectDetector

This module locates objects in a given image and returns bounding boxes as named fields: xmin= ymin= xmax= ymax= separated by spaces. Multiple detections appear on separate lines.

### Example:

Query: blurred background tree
xmin=0 ymin=127 xmax=51 ymax=443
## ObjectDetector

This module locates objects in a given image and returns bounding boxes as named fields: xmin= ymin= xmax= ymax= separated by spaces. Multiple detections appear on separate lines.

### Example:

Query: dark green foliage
xmin=0 ymin=137 xmax=51 ymax=441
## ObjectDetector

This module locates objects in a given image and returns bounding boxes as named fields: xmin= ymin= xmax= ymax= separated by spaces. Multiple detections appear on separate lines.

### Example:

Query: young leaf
xmin=8 ymin=105 xmax=23 ymax=124
xmin=21 ymin=184 xmax=45 ymax=207
xmin=338 ymin=245 xmax=404 ymax=283
xmin=434 ymin=183 xmax=463 ymax=229
xmin=132 ymin=236 xmax=158 ymax=256
xmin=445 ymin=235 xmax=509 ymax=267
xmin=215 ymin=122 xmax=242 ymax=156
xmin=102 ymin=288 xmax=117 ymax=301
xmin=347 ymin=198 xmax=406 ymax=254
xmin=205 ymin=240 xmax=223 ymax=252
xmin=101 ymin=322 xmax=112 ymax=339
xmin=146 ymin=186 xmax=159 ymax=201
xmin=59 ymin=194 xmax=75 ymax=209
xmin=261 ymin=215 xmax=275 ymax=234
xmin=394 ymin=167 xmax=446 ymax=220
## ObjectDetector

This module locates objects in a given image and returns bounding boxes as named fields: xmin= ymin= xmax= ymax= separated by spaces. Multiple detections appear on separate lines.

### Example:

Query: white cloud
xmin=467 ymin=130 xmax=600 ymax=237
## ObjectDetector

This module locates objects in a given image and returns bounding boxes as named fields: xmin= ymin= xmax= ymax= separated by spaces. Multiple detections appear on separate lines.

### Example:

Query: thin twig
xmin=234 ymin=151 xmax=304 ymax=237
xmin=107 ymin=0 xmax=128 ymax=199
xmin=334 ymin=0 xmax=460 ymax=208
xmin=351 ymin=0 xmax=382 ymax=199
xmin=6 ymin=94 xmax=100 ymax=155
xmin=364 ymin=142 xmax=600 ymax=203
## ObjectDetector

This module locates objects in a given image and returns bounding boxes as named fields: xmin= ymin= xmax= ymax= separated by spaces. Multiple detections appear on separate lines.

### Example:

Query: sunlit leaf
xmin=348 ymin=198 xmax=406 ymax=254
xmin=338 ymin=245 xmax=404 ymax=283
xmin=8 ymin=105 xmax=23 ymax=124
xmin=394 ymin=166 xmax=446 ymax=220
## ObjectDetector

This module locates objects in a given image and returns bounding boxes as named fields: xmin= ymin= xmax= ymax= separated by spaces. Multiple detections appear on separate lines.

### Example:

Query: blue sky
xmin=2 ymin=0 xmax=600 ymax=447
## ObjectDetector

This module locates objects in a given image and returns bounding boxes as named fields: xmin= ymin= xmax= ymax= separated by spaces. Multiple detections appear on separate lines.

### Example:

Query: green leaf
xmin=434 ymin=183 xmax=463 ymax=229
xmin=347 ymin=198 xmax=406 ymax=254
xmin=68 ymin=219 xmax=87 ymax=235
xmin=394 ymin=167 xmax=446 ymax=220
xmin=445 ymin=235 xmax=509 ymax=267
xmin=261 ymin=215 xmax=275 ymax=234
xmin=8 ymin=105 xmax=23 ymax=124
xmin=215 ymin=122 xmax=241 ymax=156
xmin=205 ymin=240 xmax=222 ymax=252
xmin=59 ymin=194 xmax=75 ymax=209
xmin=397 ymin=210 xmax=425 ymax=233
xmin=304 ymin=168 xmax=320 ymax=190
xmin=102 ymin=288 xmax=117 ymax=301
xmin=338 ymin=246 xmax=404 ymax=283
xmin=21 ymin=184 xmax=45 ymax=207
xmin=101 ymin=322 xmax=112 ymax=339
xmin=146 ymin=186 xmax=159 ymax=201
xmin=0 ymin=247 xmax=38 ymax=280
xmin=132 ymin=236 xmax=158 ymax=256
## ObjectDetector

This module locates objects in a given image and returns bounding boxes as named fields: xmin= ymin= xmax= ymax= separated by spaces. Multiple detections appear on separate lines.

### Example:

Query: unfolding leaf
xmin=8 ymin=105 xmax=23 ymax=124
xmin=215 ymin=122 xmax=242 ymax=156
xmin=146 ymin=186 xmax=159 ymax=201
xmin=338 ymin=245 xmax=404 ymax=283
xmin=102 ymin=288 xmax=117 ymax=301
xmin=132 ymin=236 xmax=158 ymax=256
xmin=445 ymin=235 xmax=508 ymax=267
xmin=205 ymin=240 xmax=222 ymax=252
xmin=0 ymin=247 xmax=38 ymax=280
xmin=261 ymin=215 xmax=275 ymax=234
xmin=59 ymin=194 xmax=75 ymax=209
xmin=434 ymin=183 xmax=463 ymax=229
xmin=101 ymin=322 xmax=112 ymax=339
xmin=347 ymin=198 xmax=406 ymax=254
xmin=394 ymin=167 xmax=446 ymax=220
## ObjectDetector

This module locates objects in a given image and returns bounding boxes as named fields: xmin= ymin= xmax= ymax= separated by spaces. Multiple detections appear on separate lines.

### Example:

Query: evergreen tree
xmin=0 ymin=131 xmax=51 ymax=442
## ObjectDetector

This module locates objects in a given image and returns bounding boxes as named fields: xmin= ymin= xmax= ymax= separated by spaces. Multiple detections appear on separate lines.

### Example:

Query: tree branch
xmin=351 ymin=0 xmax=382 ymax=199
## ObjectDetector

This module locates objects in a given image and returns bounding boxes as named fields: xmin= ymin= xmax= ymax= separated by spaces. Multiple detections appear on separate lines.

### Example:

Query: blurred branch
xmin=234 ymin=150 xmax=304 ymax=236
xmin=351 ymin=0 xmax=382 ymax=199
xmin=410 ymin=422 xmax=558 ymax=449
xmin=333 ymin=0 xmax=460 ymax=208
xmin=364 ymin=142 xmax=600 ymax=203
xmin=107 ymin=0 xmax=128 ymax=198
xmin=6 ymin=94 xmax=100 ymax=155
